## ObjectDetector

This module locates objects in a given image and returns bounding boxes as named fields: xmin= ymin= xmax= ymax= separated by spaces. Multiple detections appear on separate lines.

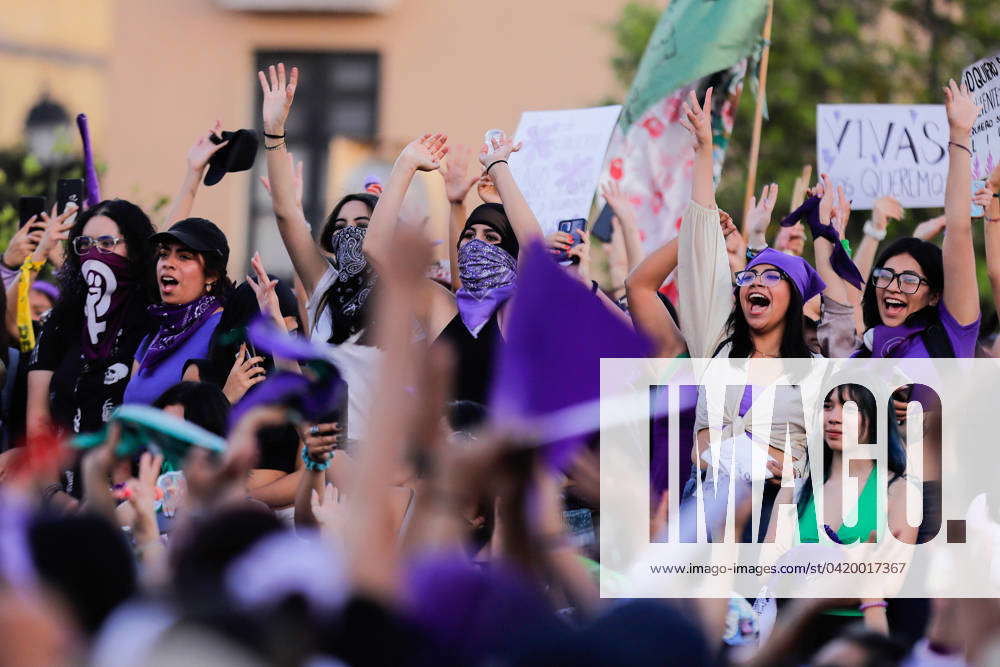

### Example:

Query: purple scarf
xmin=81 ymin=249 xmax=135 ymax=360
xmin=455 ymin=239 xmax=516 ymax=337
xmin=780 ymin=196 xmax=864 ymax=290
xmin=141 ymin=294 xmax=221 ymax=373
xmin=859 ymin=322 xmax=927 ymax=358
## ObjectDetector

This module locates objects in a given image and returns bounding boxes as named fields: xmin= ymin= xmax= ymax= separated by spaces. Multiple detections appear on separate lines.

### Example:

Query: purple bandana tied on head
xmin=141 ymin=294 xmax=220 ymax=373
xmin=456 ymin=239 xmax=517 ymax=337
xmin=81 ymin=248 xmax=135 ymax=360
xmin=745 ymin=248 xmax=826 ymax=303
xmin=780 ymin=195 xmax=864 ymax=290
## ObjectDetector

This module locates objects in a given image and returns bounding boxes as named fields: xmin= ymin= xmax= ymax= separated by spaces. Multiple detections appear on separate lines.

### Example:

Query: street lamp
xmin=25 ymin=97 xmax=71 ymax=168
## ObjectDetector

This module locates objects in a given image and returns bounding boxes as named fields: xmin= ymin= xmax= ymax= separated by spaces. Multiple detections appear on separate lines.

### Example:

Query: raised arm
xmin=625 ymin=239 xmax=685 ymax=357
xmin=744 ymin=183 xmax=778 ymax=254
xmin=161 ymin=121 xmax=228 ymax=228
xmin=258 ymin=63 xmax=329 ymax=296
xmin=853 ymin=196 xmax=901 ymax=282
xmin=601 ymin=181 xmax=644 ymax=272
xmin=978 ymin=171 xmax=1000 ymax=325
xmin=941 ymin=79 xmax=982 ymax=326
xmin=439 ymin=145 xmax=480 ymax=291
xmin=676 ymin=87 xmax=732 ymax=358
xmin=811 ymin=175 xmax=851 ymax=306
xmin=364 ymin=134 xmax=448 ymax=269
xmin=477 ymin=133 xmax=543 ymax=250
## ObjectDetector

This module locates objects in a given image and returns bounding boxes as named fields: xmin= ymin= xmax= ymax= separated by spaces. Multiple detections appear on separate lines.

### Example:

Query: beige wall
xmin=103 ymin=0 xmax=634 ymax=271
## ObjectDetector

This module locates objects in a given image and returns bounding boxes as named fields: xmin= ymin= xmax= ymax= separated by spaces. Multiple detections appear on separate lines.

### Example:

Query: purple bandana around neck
xmin=81 ymin=249 xmax=136 ymax=360
xmin=864 ymin=322 xmax=927 ymax=358
xmin=780 ymin=195 xmax=864 ymax=290
xmin=456 ymin=239 xmax=517 ymax=337
xmin=141 ymin=294 xmax=221 ymax=373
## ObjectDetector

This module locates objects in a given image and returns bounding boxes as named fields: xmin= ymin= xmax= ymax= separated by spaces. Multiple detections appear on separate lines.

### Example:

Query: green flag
xmin=620 ymin=0 xmax=769 ymax=129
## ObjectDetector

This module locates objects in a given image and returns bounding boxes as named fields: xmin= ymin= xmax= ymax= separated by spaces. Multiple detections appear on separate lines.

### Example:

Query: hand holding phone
xmin=555 ymin=218 xmax=587 ymax=261
xmin=18 ymin=196 xmax=46 ymax=229
xmin=57 ymin=179 xmax=85 ymax=216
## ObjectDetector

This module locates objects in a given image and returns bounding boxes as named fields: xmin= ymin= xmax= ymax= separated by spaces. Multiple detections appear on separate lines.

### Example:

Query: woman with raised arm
xmin=365 ymin=128 xmax=543 ymax=404
xmin=674 ymin=88 xmax=859 ymax=540
xmin=854 ymin=80 xmax=981 ymax=359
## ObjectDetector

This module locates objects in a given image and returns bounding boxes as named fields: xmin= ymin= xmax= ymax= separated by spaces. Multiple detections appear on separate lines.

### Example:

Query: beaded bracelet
xmin=301 ymin=445 xmax=331 ymax=471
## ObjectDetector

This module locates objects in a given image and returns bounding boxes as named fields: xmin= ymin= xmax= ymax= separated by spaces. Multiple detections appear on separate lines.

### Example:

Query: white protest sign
xmin=816 ymin=104 xmax=949 ymax=210
xmin=508 ymin=105 xmax=622 ymax=235
xmin=962 ymin=52 xmax=1000 ymax=180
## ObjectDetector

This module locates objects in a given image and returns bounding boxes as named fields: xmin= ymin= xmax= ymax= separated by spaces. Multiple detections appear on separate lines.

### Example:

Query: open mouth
xmin=883 ymin=296 xmax=906 ymax=318
xmin=747 ymin=291 xmax=771 ymax=316
xmin=160 ymin=275 xmax=179 ymax=294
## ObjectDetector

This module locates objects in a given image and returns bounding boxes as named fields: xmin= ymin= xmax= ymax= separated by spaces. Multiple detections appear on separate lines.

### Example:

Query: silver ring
xmin=309 ymin=425 xmax=320 ymax=437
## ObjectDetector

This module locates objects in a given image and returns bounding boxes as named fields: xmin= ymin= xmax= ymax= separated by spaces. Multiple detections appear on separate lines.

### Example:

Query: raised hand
xmin=566 ymin=229 xmax=592 ymax=281
xmin=973 ymin=186 xmax=996 ymax=214
xmin=258 ymin=62 xmax=299 ymax=135
xmin=745 ymin=183 xmax=779 ymax=241
xmin=33 ymin=205 xmax=77 ymax=260
xmin=679 ymin=87 xmax=714 ymax=153
xmin=478 ymin=130 xmax=522 ymax=168
xmin=872 ymin=196 xmax=903 ymax=232
xmin=311 ymin=483 xmax=348 ymax=530
xmin=545 ymin=230 xmax=575 ymax=255
xmin=831 ymin=184 xmax=851 ymax=237
xmin=944 ymin=78 xmax=981 ymax=136
xmin=399 ymin=133 xmax=449 ymax=173
xmin=817 ymin=174 xmax=836 ymax=226
xmin=600 ymin=181 xmax=637 ymax=224
xmin=223 ymin=343 xmax=266 ymax=404
xmin=2 ymin=219 xmax=43 ymax=268
xmin=187 ymin=120 xmax=228 ymax=173
xmin=246 ymin=251 xmax=281 ymax=321
xmin=440 ymin=144 xmax=480 ymax=204
xmin=301 ymin=422 xmax=340 ymax=465
xmin=477 ymin=171 xmax=501 ymax=204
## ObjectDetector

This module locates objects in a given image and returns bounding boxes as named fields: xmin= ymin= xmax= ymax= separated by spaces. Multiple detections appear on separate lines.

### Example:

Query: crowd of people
xmin=0 ymin=60 xmax=998 ymax=665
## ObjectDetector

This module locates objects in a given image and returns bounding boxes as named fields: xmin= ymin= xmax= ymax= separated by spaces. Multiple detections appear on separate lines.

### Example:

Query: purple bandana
xmin=745 ymin=248 xmax=826 ymax=303
xmin=861 ymin=322 xmax=927 ymax=358
xmin=81 ymin=249 xmax=136 ymax=360
xmin=456 ymin=239 xmax=517 ymax=337
xmin=141 ymin=294 xmax=221 ymax=373
xmin=780 ymin=196 xmax=864 ymax=290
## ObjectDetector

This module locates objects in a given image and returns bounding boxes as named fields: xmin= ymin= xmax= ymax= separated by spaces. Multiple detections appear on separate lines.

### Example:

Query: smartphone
xmin=318 ymin=378 xmax=349 ymax=444
xmin=18 ymin=196 xmax=46 ymax=228
xmin=590 ymin=204 xmax=614 ymax=243
xmin=556 ymin=218 xmax=587 ymax=261
xmin=57 ymin=178 xmax=85 ymax=215
xmin=972 ymin=179 xmax=987 ymax=217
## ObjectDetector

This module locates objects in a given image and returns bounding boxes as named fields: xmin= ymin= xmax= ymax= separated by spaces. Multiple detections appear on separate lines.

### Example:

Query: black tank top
xmin=437 ymin=313 xmax=503 ymax=405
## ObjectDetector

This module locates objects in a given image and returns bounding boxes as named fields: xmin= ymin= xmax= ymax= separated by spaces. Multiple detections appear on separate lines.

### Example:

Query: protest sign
xmin=962 ymin=52 xmax=1000 ymax=180
xmin=816 ymin=104 xmax=949 ymax=209
xmin=508 ymin=105 xmax=621 ymax=236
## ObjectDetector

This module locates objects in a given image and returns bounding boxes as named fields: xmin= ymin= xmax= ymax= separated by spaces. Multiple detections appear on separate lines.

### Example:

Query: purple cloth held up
xmin=76 ymin=114 xmax=101 ymax=208
xmin=780 ymin=195 xmax=864 ymax=290
xmin=745 ymin=248 xmax=826 ymax=303
xmin=489 ymin=240 xmax=651 ymax=469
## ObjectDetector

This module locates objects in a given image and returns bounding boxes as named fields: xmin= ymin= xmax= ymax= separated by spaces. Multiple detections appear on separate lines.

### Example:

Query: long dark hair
xmin=53 ymin=199 xmax=156 ymax=330
xmin=721 ymin=277 xmax=814 ymax=358
xmin=862 ymin=237 xmax=944 ymax=330
xmin=153 ymin=381 xmax=230 ymax=436
xmin=316 ymin=193 xmax=379 ymax=344
xmin=318 ymin=193 xmax=378 ymax=253
xmin=797 ymin=384 xmax=906 ymax=518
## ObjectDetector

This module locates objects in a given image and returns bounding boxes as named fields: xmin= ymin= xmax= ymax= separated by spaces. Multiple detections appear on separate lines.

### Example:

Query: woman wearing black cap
xmin=123 ymin=217 xmax=234 ymax=405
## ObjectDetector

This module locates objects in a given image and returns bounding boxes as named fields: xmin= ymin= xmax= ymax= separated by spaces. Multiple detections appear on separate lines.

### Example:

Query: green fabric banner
xmin=620 ymin=0 xmax=769 ymax=130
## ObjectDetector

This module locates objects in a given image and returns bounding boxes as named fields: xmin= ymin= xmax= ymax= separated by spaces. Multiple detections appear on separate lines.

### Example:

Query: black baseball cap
xmin=204 ymin=129 xmax=259 ymax=186
xmin=150 ymin=217 xmax=230 ymax=264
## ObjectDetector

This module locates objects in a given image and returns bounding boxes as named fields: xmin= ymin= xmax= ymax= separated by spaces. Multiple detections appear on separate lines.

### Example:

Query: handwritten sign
xmin=963 ymin=52 xmax=1000 ymax=180
xmin=816 ymin=105 xmax=949 ymax=209
xmin=508 ymin=105 xmax=622 ymax=235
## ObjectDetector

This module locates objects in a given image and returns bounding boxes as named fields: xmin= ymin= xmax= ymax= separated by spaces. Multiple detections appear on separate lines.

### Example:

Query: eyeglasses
xmin=73 ymin=235 xmax=124 ymax=255
xmin=734 ymin=268 xmax=786 ymax=288
xmin=870 ymin=267 xmax=928 ymax=294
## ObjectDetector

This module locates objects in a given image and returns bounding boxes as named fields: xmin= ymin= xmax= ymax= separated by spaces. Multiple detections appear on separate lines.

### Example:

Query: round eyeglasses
xmin=870 ymin=267 xmax=928 ymax=294
xmin=734 ymin=268 xmax=785 ymax=288
xmin=73 ymin=235 xmax=124 ymax=256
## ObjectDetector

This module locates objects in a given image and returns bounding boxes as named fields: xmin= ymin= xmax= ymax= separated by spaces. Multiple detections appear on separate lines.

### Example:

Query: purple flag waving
xmin=489 ymin=241 xmax=651 ymax=467
xmin=76 ymin=114 xmax=101 ymax=207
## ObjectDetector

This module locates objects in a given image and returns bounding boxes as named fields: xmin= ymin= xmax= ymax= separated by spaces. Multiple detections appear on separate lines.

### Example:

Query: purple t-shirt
xmin=856 ymin=301 xmax=980 ymax=359
xmin=122 ymin=311 xmax=222 ymax=406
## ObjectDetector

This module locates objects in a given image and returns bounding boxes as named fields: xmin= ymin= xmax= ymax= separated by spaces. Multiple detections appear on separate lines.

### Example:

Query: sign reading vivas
xmin=816 ymin=104 xmax=949 ymax=210
xmin=962 ymin=52 xmax=1000 ymax=180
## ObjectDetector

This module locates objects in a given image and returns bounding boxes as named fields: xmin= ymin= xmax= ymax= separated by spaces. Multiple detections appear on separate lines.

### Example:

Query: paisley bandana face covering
xmin=81 ymin=248 xmax=135 ymax=360
xmin=326 ymin=225 xmax=377 ymax=344
xmin=455 ymin=239 xmax=517 ymax=337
